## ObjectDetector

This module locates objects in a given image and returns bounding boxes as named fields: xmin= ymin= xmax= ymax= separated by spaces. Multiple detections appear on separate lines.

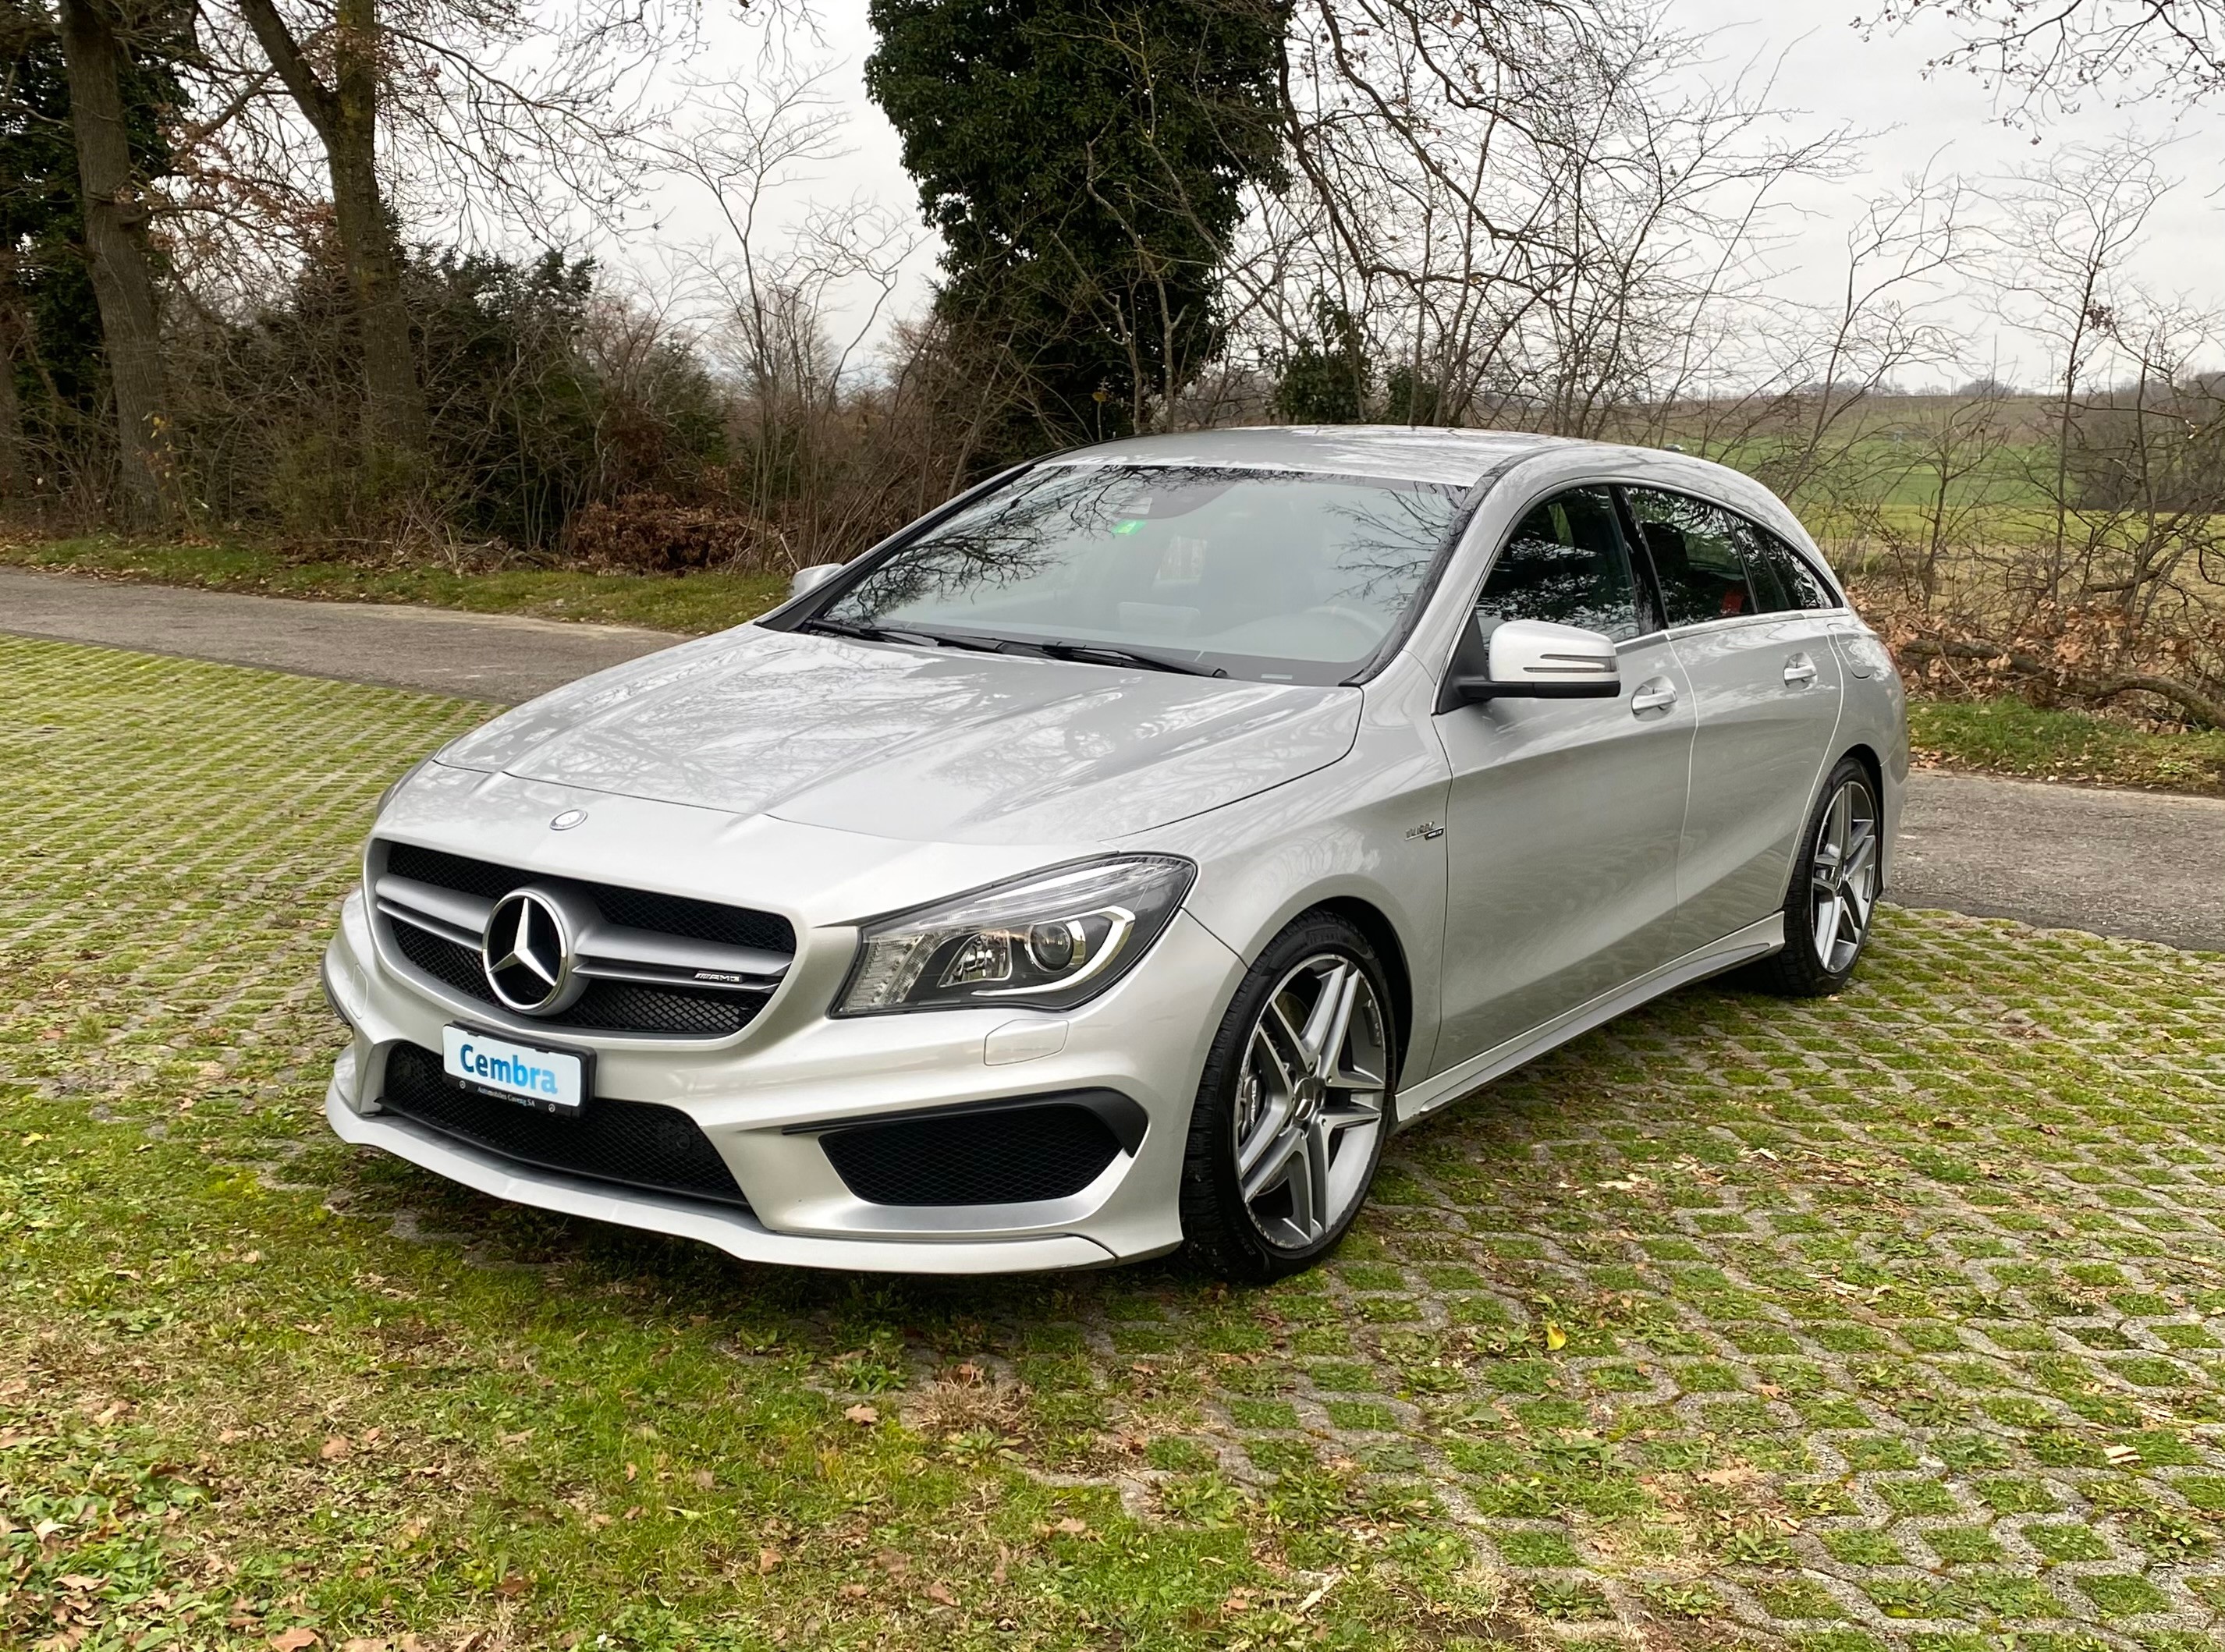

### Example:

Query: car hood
xmin=435 ymin=626 xmax=1361 ymax=845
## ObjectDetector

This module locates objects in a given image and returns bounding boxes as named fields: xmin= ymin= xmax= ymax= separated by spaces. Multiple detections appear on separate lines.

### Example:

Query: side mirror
xmin=1454 ymin=618 xmax=1620 ymax=704
xmin=790 ymin=562 xmax=845 ymax=599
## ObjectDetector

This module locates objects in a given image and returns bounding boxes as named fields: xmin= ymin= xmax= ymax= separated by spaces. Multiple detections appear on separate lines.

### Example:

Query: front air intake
xmin=815 ymin=1094 xmax=1142 ymax=1206
xmin=379 ymin=1043 xmax=750 ymax=1208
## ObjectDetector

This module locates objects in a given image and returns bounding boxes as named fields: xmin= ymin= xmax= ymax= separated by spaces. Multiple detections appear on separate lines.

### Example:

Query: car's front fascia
xmin=324 ymin=750 xmax=1283 ymax=1269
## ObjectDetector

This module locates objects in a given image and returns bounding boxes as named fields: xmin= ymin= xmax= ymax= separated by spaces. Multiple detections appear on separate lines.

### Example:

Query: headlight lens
xmin=833 ymin=856 xmax=1195 ymax=1016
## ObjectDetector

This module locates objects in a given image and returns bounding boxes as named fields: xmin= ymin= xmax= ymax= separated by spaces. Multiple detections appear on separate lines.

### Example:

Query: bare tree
xmin=1991 ymin=138 xmax=2168 ymax=596
xmin=232 ymin=0 xmax=428 ymax=474
xmin=1864 ymin=0 xmax=2225 ymax=115
xmin=199 ymin=0 xmax=684 ymax=486
xmin=1236 ymin=0 xmax=1855 ymax=435
xmin=54 ymin=0 xmax=178 ymax=522
xmin=653 ymin=67 xmax=940 ymax=561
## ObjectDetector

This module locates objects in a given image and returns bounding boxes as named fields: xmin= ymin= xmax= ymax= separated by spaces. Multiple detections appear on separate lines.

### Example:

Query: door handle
xmin=1631 ymin=677 xmax=1677 ymax=714
xmin=1783 ymin=654 xmax=1818 ymax=686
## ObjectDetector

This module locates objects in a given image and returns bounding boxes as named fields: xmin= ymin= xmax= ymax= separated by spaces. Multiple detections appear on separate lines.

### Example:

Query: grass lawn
xmin=0 ymin=533 xmax=789 ymax=636
xmin=9 ymin=635 xmax=2225 ymax=1650
xmin=1911 ymin=698 xmax=2225 ymax=796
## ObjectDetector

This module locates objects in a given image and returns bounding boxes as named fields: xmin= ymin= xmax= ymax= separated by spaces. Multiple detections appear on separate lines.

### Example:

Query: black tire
xmin=1180 ymin=912 xmax=1396 ymax=1282
xmin=1743 ymin=755 xmax=1882 ymax=998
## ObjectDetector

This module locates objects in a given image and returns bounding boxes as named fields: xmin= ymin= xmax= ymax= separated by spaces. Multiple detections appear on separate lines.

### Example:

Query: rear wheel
xmin=1746 ymin=757 xmax=1881 ymax=997
xmin=1180 ymin=914 xmax=1393 ymax=1281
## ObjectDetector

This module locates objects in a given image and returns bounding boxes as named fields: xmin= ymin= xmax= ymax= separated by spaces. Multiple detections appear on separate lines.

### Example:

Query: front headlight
xmin=833 ymin=856 xmax=1196 ymax=1016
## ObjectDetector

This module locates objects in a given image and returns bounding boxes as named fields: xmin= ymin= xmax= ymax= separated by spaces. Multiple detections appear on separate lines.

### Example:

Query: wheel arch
xmin=1781 ymin=743 xmax=1887 ymax=912
xmin=1305 ymin=895 xmax=1414 ymax=1086
xmin=1840 ymin=741 xmax=1885 ymax=803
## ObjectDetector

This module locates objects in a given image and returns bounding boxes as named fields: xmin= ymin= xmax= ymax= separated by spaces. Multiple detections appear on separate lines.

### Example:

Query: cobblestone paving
xmin=7 ymin=633 xmax=2225 ymax=1650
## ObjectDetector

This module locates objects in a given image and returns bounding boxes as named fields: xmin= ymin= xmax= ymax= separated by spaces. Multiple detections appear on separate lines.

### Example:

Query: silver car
xmin=321 ymin=427 xmax=1904 ymax=1278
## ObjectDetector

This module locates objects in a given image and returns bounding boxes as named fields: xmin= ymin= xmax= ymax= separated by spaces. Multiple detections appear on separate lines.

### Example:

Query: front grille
xmin=384 ymin=842 xmax=796 ymax=954
xmin=374 ymin=838 xmax=789 ymax=1039
xmin=389 ymin=923 xmax=754 ymax=1037
xmin=380 ymin=1043 xmax=749 ymax=1207
xmin=821 ymin=1103 xmax=1123 ymax=1206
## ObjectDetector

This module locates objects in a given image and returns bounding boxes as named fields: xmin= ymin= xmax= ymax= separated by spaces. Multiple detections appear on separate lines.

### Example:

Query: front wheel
xmin=1179 ymin=914 xmax=1394 ymax=1281
xmin=1745 ymin=757 xmax=1882 ymax=997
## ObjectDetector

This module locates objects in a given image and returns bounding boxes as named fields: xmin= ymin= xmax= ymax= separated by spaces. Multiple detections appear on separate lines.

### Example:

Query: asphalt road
xmin=1892 ymin=771 xmax=2224 ymax=954
xmin=0 ymin=565 xmax=676 ymax=704
xmin=5 ymin=565 xmax=2220 ymax=952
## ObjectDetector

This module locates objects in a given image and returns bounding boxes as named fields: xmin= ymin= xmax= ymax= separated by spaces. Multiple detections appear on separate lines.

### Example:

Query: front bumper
xmin=321 ymin=878 xmax=1240 ymax=1273
xmin=323 ymin=1060 xmax=1118 ymax=1272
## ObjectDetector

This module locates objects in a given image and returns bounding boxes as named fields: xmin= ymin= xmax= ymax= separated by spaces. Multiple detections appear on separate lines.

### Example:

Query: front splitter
xmin=325 ymin=1080 xmax=1120 ymax=1274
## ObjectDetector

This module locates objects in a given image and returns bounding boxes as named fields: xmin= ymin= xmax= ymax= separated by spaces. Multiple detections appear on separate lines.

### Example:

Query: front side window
xmin=1474 ymin=487 xmax=1643 ymax=641
xmin=815 ymin=466 xmax=1467 ymax=684
xmin=1622 ymin=487 xmax=1754 ymax=627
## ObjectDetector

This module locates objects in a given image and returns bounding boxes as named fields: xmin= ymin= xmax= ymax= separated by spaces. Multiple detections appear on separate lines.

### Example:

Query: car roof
xmin=1049 ymin=426 xmax=1570 ymax=487
xmin=1047 ymin=427 xmax=1822 ymax=560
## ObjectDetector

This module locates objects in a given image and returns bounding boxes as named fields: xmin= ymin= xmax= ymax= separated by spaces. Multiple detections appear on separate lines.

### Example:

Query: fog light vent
xmin=818 ymin=1096 xmax=1137 ymax=1207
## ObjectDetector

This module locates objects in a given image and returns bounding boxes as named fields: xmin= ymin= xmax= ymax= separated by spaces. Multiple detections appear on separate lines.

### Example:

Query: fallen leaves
xmin=267 ymin=1629 xmax=321 ymax=1651
xmin=843 ymin=1404 xmax=879 ymax=1427
xmin=318 ymin=1436 xmax=351 ymax=1461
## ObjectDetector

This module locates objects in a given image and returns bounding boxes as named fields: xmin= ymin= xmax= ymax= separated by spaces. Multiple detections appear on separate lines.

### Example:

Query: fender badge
xmin=1405 ymin=822 xmax=1444 ymax=841
xmin=549 ymin=810 xmax=588 ymax=831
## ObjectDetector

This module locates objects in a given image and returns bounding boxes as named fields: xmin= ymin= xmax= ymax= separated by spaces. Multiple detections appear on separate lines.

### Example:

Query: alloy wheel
xmin=1809 ymin=776 xmax=1879 ymax=973
xmin=1230 ymin=953 xmax=1389 ymax=1253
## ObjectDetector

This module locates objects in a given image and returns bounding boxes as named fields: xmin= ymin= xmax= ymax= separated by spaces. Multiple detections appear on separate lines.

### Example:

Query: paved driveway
xmin=5 ymin=564 xmax=2217 ymax=952
xmin=1893 ymin=772 xmax=2225 ymax=955
xmin=0 ymin=565 xmax=675 ymax=704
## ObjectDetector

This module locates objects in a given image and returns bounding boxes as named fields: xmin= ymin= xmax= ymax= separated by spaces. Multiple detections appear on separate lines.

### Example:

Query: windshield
xmin=812 ymin=465 xmax=1467 ymax=683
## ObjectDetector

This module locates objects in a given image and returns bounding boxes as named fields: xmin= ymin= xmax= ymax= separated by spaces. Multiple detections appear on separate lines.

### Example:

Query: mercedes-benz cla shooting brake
xmin=322 ymin=428 xmax=1905 ymax=1279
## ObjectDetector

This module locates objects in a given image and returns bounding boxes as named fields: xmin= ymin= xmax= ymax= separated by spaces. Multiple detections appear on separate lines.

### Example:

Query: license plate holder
xmin=441 ymin=1023 xmax=591 ymax=1115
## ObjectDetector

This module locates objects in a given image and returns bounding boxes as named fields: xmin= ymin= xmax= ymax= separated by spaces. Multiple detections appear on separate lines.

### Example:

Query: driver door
xmin=1430 ymin=486 xmax=1696 ymax=1066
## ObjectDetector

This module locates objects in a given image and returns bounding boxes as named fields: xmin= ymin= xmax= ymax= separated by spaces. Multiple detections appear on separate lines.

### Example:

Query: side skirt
xmin=1394 ymin=913 xmax=1784 ymax=1127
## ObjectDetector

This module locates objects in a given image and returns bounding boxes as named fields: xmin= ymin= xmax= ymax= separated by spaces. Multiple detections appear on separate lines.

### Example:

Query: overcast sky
xmin=611 ymin=0 xmax=2225 ymax=388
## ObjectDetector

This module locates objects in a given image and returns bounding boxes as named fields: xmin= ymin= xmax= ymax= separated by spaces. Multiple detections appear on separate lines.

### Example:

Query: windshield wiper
xmin=804 ymin=619 xmax=1223 ymax=675
xmin=1033 ymin=640 xmax=1227 ymax=678
xmin=800 ymin=618 xmax=1006 ymax=653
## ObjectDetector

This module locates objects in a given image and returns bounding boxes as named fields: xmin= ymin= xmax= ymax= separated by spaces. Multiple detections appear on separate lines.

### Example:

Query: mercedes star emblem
xmin=549 ymin=809 xmax=587 ymax=831
xmin=481 ymin=888 xmax=575 ymax=1013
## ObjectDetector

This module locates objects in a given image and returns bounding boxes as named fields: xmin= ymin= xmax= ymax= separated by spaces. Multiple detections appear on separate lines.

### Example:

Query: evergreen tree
xmin=867 ymin=0 xmax=1286 ymax=458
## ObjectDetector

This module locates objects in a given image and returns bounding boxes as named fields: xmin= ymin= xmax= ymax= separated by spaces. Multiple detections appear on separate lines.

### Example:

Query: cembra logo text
xmin=455 ymin=1040 xmax=562 ymax=1097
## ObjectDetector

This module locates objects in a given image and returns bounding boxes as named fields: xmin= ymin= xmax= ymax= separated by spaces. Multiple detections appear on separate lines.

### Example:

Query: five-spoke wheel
xmin=1231 ymin=953 xmax=1389 ymax=1253
xmin=1748 ymin=754 xmax=1883 ymax=998
xmin=1808 ymin=775 xmax=1879 ymax=973
xmin=1182 ymin=914 xmax=1394 ymax=1278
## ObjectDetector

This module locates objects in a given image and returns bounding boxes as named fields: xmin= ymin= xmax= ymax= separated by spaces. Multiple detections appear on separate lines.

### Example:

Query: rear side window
xmin=1622 ymin=487 xmax=1752 ymax=626
xmin=1477 ymin=487 xmax=1643 ymax=640
xmin=1739 ymin=523 xmax=1836 ymax=612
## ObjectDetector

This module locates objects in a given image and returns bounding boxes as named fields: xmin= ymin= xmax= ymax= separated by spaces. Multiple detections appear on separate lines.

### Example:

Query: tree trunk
xmin=239 ymin=0 xmax=428 ymax=483
xmin=55 ymin=0 xmax=176 ymax=526
xmin=0 ymin=297 xmax=27 ymax=498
